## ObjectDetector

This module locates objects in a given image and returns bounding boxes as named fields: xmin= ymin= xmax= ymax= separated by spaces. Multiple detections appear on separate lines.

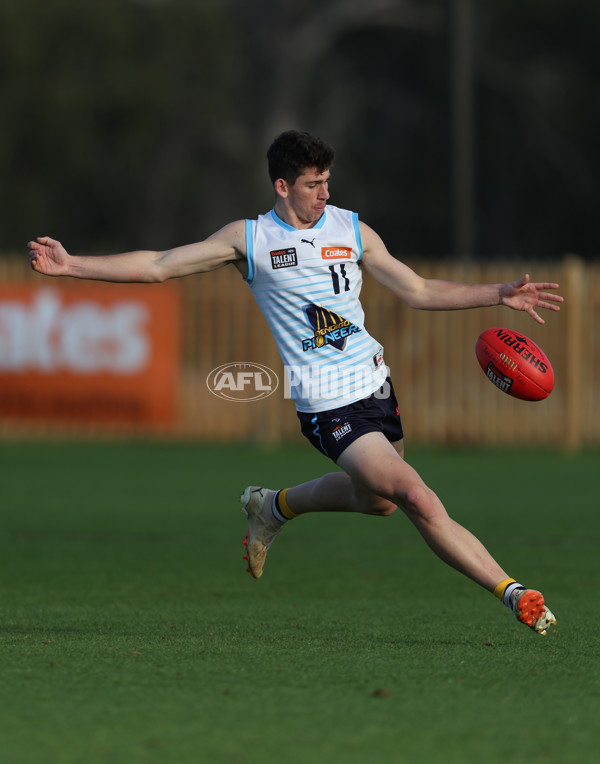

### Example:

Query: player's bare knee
xmin=399 ymin=484 xmax=443 ymax=524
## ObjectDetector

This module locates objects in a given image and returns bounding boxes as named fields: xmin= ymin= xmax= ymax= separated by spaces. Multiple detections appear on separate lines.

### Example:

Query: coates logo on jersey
xmin=206 ymin=362 xmax=279 ymax=402
xmin=301 ymin=303 xmax=361 ymax=352
xmin=321 ymin=247 xmax=351 ymax=260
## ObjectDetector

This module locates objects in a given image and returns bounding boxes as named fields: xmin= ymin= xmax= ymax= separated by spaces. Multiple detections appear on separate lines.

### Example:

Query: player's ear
xmin=274 ymin=178 xmax=288 ymax=198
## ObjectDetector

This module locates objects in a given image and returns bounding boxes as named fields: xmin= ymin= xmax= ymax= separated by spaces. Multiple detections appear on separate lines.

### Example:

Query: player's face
xmin=284 ymin=167 xmax=330 ymax=226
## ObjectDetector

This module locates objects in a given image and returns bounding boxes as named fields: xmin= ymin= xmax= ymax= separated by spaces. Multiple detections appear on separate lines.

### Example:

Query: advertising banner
xmin=0 ymin=283 xmax=180 ymax=427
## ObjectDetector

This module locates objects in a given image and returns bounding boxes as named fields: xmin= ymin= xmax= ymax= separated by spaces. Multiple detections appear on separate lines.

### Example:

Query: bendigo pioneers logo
xmin=321 ymin=246 xmax=351 ymax=260
xmin=301 ymin=303 xmax=361 ymax=352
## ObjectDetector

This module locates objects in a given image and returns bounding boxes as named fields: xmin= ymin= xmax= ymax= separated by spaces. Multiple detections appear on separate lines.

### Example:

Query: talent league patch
xmin=332 ymin=422 xmax=352 ymax=441
xmin=270 ymin=248 xmax=298 ymax=269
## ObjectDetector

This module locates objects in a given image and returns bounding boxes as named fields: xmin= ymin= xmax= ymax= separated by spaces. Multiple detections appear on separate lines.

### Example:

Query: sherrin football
xmin=475 ymin=327 xmax=554 ymax=401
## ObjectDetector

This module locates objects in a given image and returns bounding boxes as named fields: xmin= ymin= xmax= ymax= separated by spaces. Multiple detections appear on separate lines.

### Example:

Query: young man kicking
xmin=29 ymin=130 xmax=563 ymax=634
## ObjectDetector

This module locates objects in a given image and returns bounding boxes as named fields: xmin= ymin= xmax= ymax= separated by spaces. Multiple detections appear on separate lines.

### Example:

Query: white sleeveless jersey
xmin=245 ymin=205 xmax=387 ymax=413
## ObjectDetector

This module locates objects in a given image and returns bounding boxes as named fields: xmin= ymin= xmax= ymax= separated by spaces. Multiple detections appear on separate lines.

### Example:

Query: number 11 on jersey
xmin=329 ymin=263 xmax=350 ymax=294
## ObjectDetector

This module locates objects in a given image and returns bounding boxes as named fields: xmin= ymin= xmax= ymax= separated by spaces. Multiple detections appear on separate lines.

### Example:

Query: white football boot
xmin=240 ymin=486 xmax=282 ymax=579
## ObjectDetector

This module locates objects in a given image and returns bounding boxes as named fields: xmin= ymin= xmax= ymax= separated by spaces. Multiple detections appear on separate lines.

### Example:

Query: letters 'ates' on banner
xmin=0 ymin=284 xmax=180 ymax=427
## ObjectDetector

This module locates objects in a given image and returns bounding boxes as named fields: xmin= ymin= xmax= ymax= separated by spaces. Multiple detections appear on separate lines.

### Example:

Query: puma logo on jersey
xmin=270 ymin=248 xmax=298 ymax=269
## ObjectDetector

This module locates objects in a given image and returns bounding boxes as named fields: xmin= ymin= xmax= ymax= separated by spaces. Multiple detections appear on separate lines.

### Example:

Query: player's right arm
xmin=27 ymin=220 xmax=248 ymax=282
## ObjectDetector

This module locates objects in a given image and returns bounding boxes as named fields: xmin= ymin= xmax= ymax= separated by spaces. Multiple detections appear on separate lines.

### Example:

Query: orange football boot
xmin=513 ymin=589 xmax=557 ymax=635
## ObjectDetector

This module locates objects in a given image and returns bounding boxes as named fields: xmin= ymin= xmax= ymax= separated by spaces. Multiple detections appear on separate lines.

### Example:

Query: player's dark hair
xmin=267 ymin=130 xmax=335 ymax=185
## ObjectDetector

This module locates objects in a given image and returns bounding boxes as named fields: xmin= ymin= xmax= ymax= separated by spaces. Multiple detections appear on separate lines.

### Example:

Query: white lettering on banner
xmin=0 ymin=289 xmax=150 ymax=373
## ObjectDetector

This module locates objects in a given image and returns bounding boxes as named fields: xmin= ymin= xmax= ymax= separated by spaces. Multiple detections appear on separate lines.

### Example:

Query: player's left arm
xmin=360 ymin=222 xmax=563 ymax=324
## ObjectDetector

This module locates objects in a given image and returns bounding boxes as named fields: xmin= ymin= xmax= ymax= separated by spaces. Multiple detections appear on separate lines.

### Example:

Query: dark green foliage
xmin=1 ymin=1 xmax=599 ymax=258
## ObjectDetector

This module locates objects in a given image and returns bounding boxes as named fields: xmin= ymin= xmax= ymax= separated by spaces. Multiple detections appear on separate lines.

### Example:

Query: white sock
xmin=504 ymin=582 xmax=526 ymax=611
xmin=271 ymin=491 xmax=288 ymax=524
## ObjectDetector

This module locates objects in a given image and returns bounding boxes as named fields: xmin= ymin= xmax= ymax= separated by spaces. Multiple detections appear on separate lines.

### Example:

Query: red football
xmin=475 ymin=327 xmax=554 ymax=401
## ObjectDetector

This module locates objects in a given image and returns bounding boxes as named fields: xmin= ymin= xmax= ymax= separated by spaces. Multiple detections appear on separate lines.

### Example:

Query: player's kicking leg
xmin=334 ymin=433 xmax=558 ymax=635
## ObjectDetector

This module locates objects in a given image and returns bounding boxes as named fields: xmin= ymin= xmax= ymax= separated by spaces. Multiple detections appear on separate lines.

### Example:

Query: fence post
xmin=563 ymin=254 xmax=584 ymax=452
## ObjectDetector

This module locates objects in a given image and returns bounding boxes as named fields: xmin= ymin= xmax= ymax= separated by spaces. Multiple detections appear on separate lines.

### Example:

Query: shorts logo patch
xmin=332 ymin=422 xmax=352 ymax=441
xmin=270 ymin=248 xmax=298 ymax=269
xmin=321 ymin=246 xmax=351 ymax=260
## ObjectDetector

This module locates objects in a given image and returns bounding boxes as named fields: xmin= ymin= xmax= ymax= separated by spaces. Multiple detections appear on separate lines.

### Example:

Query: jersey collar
xmin=271 ymin=208 xmax=327 ymax=232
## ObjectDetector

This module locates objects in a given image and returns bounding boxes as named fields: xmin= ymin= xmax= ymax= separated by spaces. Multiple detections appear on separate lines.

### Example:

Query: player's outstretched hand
xmin=500 ymin=274 xmax=564 ymax=325
xmin=28 ymin=236 xmax=70 ymax=277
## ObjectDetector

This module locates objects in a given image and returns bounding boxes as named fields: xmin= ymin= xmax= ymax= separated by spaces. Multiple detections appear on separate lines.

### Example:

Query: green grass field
xmin=1 ymin=441 xmax=599 ymax=763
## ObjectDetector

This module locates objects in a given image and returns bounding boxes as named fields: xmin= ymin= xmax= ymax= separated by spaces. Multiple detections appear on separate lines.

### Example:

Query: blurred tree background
xmin=1 ymin=0 xmax=598 ymax=259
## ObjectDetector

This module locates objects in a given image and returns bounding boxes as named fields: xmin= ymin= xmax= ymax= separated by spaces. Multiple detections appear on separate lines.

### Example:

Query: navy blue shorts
xmin=296 ymin=378 xmax=404 ymax=463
